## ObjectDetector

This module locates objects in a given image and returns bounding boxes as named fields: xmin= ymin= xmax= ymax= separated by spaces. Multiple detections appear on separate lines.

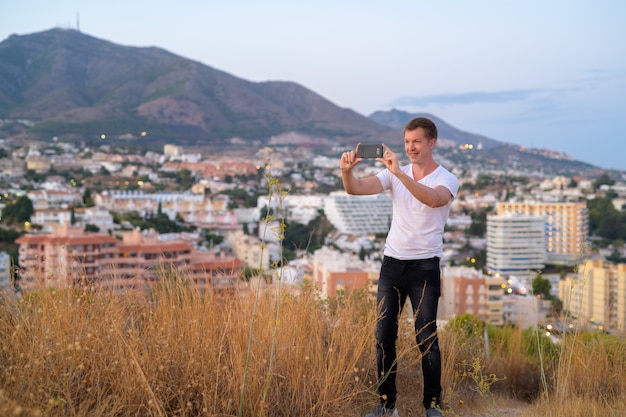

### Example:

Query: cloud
xmin=388 ymin=84 xmax=592 ymax=127
xmin=389 ymin=89 xmax=544 ymax=107
xmin=578 ymin=68 xmax=626 ymax=84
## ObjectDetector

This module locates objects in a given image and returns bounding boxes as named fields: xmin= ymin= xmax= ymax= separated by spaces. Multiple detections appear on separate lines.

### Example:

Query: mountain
xmin=370 ymin=109 xmax=503 ymax=149
xmin=0 ymin=28 xmax=391 ymax=147
xmin=371 ymin=109 xmax=603 ymax=177
xmin=0 ymin=29 xmax=607 ymax=176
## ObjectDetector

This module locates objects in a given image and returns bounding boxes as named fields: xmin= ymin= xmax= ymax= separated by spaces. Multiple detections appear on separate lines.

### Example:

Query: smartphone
xmin=357 ymin=144 xmax=384 ymax=158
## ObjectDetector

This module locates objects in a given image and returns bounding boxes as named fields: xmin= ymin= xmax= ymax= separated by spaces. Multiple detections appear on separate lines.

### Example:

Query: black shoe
xmin=364 ymin=405 xmax=400 ymax=417
xmin=425 ymin=407 xmax=443 ymax=417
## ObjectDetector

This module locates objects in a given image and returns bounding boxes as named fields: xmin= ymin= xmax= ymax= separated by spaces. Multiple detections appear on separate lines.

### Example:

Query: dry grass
xmin=0 ymin=273 xmax=379 ymax=417
xmin=439 ymin=314 xmax=626 ymax=417
xmin=0 ymin=274 xmax=625 ymax=417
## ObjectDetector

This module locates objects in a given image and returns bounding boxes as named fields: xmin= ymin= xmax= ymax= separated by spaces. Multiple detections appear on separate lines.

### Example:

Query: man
xmin=340 ymin=117 xmax=459 ymax=417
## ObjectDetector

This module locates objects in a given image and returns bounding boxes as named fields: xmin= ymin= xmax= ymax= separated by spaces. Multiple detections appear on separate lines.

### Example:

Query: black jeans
xmin=375 ymin=255 xmax=442 ymax=410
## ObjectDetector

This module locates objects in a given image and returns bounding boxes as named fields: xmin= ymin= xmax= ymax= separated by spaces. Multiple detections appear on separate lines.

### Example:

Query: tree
xmin=459 ymin=249 xmax=486 ymax=271
xmin=593 ymin=172 xmax=615 ymax=191
xmin=204 ymin=233 xmax=224 ymax=247
xmin=84 ymin=224 xmax=100 ymax=232
xmin=358 ymin=246 xmax=366 ymax=261
xmin=606 ymin=246 xmax=626 ymax=263
xmin=83 ymin=188 xmax=95 ymax=207
xmin=240 ymin=266 xmax=262 ymax=282
xmin=174 ymin=169 xmax=194 ymax=190
xmin=259 ymin=205 xmax=274 ymax=220
xmin=0 ymin=228 xmax=20 ymax=243
xmin=587 ymin=197 xmax=626 ymax=242
xmin=466 ymin=206 xmax=493 ymax=236
xmin=1 ymin=196 xmax=34 ymax=225
xmin=532 ymin=273 xmax=552 ymax=299
xmin=282 ymin=210 xmax=335 ymax=256
xmin=551 ymin=297 xmax=563 ymax=318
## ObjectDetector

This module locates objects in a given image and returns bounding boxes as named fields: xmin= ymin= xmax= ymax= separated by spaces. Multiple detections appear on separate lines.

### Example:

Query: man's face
xmin=404 ymin=127 xmax=434 ymax=164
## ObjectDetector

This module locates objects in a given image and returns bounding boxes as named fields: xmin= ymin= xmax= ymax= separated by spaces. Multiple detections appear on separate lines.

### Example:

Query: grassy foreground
xmin=0 ymin=273 xmax=624 ymax=417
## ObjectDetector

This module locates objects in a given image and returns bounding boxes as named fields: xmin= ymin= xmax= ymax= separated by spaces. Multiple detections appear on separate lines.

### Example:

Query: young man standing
xmin=340 ymin=117 xmax=459 ymax=417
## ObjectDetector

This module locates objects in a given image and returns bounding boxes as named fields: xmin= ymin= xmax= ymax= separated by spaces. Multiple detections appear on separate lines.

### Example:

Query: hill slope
xmin=0 ymin=28 xmax=389 ymax=146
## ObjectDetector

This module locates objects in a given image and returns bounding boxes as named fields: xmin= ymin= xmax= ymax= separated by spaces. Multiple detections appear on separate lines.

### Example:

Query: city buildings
xmin=226 ymin=230 xmax=270 ymax=271
xmin=4 ymin=137 xmax=625 ymax=337
xmin=560 ymin=259 xmax=626 ymax=333
xmin=503 ymin=295 xmax=552 ymax=329
xmin=0 ymin=252 xmax=13 ymax=294
xmin=496 ymin=201 xmax=589 ymax=266
xmin=94 ymin=191 xmax=239 ymax=231
xmin=486 ymin=213 xmax=547 ymax=275
xmin=15 ymin=223 xmax=243 ymax=293
xmin=440 ymin=266 xmax=506 ymax=327
xmin=256 ymin=194 xmax=324 ymax=226
xmin=311 ymin=246 xmax=376 ymax=298
xmin=16 ymin=223 xmax=120 ymax=289
xmin=323 ymin=191 xmax=392 ymax=235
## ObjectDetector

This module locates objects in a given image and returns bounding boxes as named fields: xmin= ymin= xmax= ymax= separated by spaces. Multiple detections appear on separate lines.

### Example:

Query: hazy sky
xmin=2 ymin=1 xmax=625 ymax=171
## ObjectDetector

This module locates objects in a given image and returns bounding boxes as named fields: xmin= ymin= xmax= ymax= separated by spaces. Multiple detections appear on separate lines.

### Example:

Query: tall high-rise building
xmin=497 ymin=201 xmax=588 ymax=266
xmin=486 ymin=213 xmax=547 ymax=275
xmin=323 ymin=191 xmax=392 ymax=235
xmin=560 ymin=259 xmax=626 ymax=333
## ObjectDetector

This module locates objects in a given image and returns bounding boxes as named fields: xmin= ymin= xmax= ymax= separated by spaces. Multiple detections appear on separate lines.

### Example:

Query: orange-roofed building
xmin=188 ymin=252 xmax=244 ymax=295
xmin=16 ymin=223 xmax=119 ymax=288
xmin=16 ymin=224 xmax=242 ymax=293
xmin=311 ymin=246 xmax=375 ymax=298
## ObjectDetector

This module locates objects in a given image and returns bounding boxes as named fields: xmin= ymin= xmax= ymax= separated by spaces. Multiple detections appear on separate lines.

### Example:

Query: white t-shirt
xmin=376 ymin=164 xmax=459 ymax=260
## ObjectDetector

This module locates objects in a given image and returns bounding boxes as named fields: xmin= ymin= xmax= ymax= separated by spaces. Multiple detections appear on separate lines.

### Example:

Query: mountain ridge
xmin=0 ymin=28 xmax=390 ymax=146
xmin=0 ymin=28 xmax=607 ymax=176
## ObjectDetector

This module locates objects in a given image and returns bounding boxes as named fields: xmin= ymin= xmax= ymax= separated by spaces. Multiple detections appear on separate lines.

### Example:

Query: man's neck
xmin=412 ymin=159 xmax=439 ymax=180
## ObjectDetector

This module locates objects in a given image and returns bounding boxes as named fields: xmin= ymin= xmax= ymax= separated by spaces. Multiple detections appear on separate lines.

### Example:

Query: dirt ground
xmin=394 ymin=398 xmax=530 ymax=417
xmin=374 ymin=369 xmax=533 ymax=417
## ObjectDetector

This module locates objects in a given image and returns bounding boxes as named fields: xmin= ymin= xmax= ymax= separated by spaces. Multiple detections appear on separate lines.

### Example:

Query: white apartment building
xmin=94 ymin=191 xmax=237 ymax=230
xmin=77 ymin=206 xmax=116 ymax=233
xmin=0 ymin=252 xmax=13 ymax=294
xmin=27 ymin=189 xmax=83 ymax=210
xmin=0 ymin=158 xmax=26 ymax=178
xmin=226 ymin=230 xmax=270 ymax=270
xmin=324 ymin=231 xmax=374 ymax=254
xmin=486 ymin=213 xmax=547 ymax=276
xmin=502 ymin=295 xmax=552 ymax=329
xmin=256 ymin=194 xmax=324 ymax=225
xmin=497 ymin=201 xmax=588 ymax=266
xmin=163 ymin=144 xmax=183 ymax=158
xmin=32 ymin=208 xmax=73 ymax=227
xmin=323 ymin=191 xmax=392 ymax=235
